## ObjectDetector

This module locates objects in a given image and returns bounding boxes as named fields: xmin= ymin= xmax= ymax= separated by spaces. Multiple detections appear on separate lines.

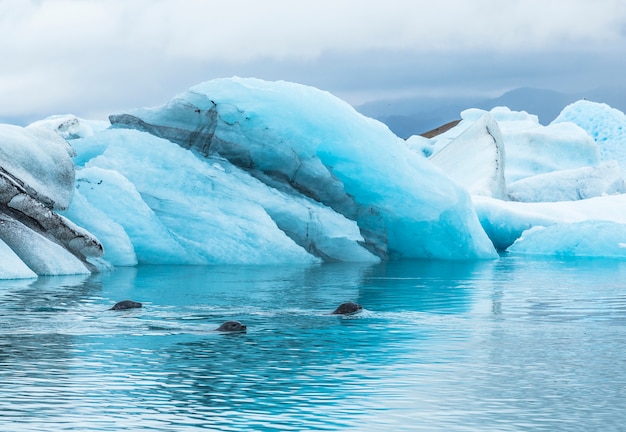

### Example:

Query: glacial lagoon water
xmin=1 ymin=255 xmax=626 ymax=431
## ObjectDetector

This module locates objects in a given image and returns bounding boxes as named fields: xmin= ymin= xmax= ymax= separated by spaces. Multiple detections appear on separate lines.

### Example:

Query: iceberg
xmin=431 ymin=106 xmax=599 ymax=185
xmin=0 ymin=237 xmax=37 ymax=279
xmin=0 ymin=213 xmax=91 ymax=275
xmin=4 ymin=77 xmax=626 ymax=278
xmin=0 ymin=123 xmax=104 ymax=278
xmin=0 ymin=123 xmax=75 ymax=209
xmin=473 ymin=194 xmax=626 ymax=250
xmin=507 ymin=161 xmax=626 ymax=202
xmin=29 ymin=114 xmax=109 ymax=141
xmin=509 ymin=221 xmax=626 ymax=259
xmin=104 ymin=77 xmax=497 ymax=261
xmin=68 ymin=129 xmax=338 ymax=265
xmin=552 ymin=100 xmax=626 ymax=177
xmin=421 ymin=100 xmax=626 ymax=256
xmin=429 ymin=113 xmax=506 ymax=199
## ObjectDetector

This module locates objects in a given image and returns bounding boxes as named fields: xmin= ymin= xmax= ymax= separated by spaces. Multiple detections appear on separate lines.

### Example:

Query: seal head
xmin=215 ymin=320 xmax=247 ymax=332
xmin=110 ymin=300 xmax=142 ymax=311
xmin=331 ymin=302 xmax=362 ymax=315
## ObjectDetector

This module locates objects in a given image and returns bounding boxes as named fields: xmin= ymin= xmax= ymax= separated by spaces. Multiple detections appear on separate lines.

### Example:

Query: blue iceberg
xmin=94 ymin=77 xmax=497 ymax=264
xmin=4 ymin=78 xmax=626 ymax=279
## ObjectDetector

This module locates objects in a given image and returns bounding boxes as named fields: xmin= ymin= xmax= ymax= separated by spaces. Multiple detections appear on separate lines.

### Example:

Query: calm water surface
xmin=1 ymin=255 xmax=626 ymax=431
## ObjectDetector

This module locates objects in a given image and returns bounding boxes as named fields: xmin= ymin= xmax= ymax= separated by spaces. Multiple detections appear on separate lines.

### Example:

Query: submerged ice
xmin=2 ymin=78 xmax=626 ymax=279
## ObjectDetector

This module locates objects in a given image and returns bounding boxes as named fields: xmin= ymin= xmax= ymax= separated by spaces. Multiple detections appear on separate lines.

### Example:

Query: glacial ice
xmin=508 ymin=220 xmax=626 ymax=258
xmin=0 ymin=213 xmax=90 ymax=275
xmin=0 ymin=123 xmax=104 ymax=279
xmin=430 ymin=102 xmax=626 ymax=254
xmin=107 ymin=77 xmax=497 ymax=261
xmin=507 ymin=161 xmax=626 ymax=202
xmin=473 ymin=194 xmax=626 ymax=250
xmin=0 ymin=237 xmax=37 ymax=279
xmin=430 ymin=113 xmax=506 ymax=199
xmin=0 ymin=123 xmax=76 ymax=210
xmin=432 ymin=106 xmax=599 ymax=184
xmin=69 ymin=129 xmax=336 ymax=265
xmin=29 ymin=114 xmax=109 ymax=141
xmin=3 ymin=77 xmax=626 ymax=279
xmin=553 ymin=100 xmax=626 ymax=176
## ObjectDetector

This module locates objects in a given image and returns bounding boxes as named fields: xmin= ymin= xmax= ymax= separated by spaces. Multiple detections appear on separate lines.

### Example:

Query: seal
xmin=331 ymin=302 xmax=362 ymax=315
xmin=215 ymin=320 xmax=247 ymax=332
xmin=110 ymin=300 xmax=142 ymax=311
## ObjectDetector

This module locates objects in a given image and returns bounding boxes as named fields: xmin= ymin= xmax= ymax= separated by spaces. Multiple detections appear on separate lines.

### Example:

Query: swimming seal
xmin=215 ymin=320 xmax=247 ymax=332
xmin=110 ymin=300 xmax=142 ymax=311
xmin=331 ymin=302 xmax=362 ymax=315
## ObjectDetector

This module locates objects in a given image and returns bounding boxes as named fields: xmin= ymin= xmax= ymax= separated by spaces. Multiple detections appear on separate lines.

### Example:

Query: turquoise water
xmin=1 ymin=255 xmax=626 ymax=431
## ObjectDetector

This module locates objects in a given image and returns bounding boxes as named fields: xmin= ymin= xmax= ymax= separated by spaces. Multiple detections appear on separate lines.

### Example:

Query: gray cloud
xmin=1 ymin=0 xmax=625 ymax=123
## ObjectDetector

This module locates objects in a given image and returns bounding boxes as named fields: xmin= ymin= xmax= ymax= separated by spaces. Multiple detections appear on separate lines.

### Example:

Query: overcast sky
xmin=1 ymin=0 xmax=626 ymax=123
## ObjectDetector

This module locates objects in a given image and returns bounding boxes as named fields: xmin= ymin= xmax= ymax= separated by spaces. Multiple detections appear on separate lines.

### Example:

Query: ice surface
xmin=507 ymin=161 xmax=626 ymax=202
xmin=0 ymin=124 xmax=75 ymax=210
xmin=0 ymin=213 xmax=90 ymax=275
xmin=552 ymin=100 xmax=626 ymax=176
xmin=430 ymin=113 xmax=506 ymax=199
xmin=474 ymin=194 xmax=626 ymax=251
xmin=29 ymin=114 xmax=110 ymax=141
xmin=501 ymin=121 xmax=599 ymax=183
xmin=405 ymin=134 xmax=433 ymax=157
xmin=109 ymin=77 xmax=497 ymax=260
xmin=60 ymin=185 xmax=138 ymax=267
xmin=509 ymin=221 xmax=626 ymax=258
xmin=0 ymin=122 xmax=104 ymax=279
xmin=421 ymin=101 xmax=626 ymax=256
xmin=68 ymin=128 xmax=377 ymax=265
xmin=432 ymin=106 xmax=599 ymax=184
xmin=0 ymin=238 xmax=37 ymax=279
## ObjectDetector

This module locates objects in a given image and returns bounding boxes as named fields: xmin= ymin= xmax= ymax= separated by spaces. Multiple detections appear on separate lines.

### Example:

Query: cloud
xmin=1 ymin=0 xmax=626 ymax=121
xmin=8 ymin=0 xmax=626 ymax=56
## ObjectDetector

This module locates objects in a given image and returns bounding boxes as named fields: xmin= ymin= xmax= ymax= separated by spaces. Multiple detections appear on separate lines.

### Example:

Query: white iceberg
xmin=0 ymin=213 xmax=90 ymax=276
xmin=507 ymin=161 xmax=626 ymax=202
xmin=552 ymin=100 xmax=626 ymax=177
xmin=474 ymin=193 xmax=626 ymax=250
xmin=0 ymin=237 xmax=37 ymax=279
xmin=425 ymin=100 xmax=626 ymax=255
xmin=29 ymin=114 xmax=110 ymax=141
xmin=0 ymin=123 xmax=76 ymax=210
xmin=509 ymin=221 xmax=626 ymax=258
xmin=432 ymin=106 xmax=600 ymax=185
xmin=430 ymin=113 xmax=506 ymax=199
xmin=0 ymin=123 xmax=104 ymax=279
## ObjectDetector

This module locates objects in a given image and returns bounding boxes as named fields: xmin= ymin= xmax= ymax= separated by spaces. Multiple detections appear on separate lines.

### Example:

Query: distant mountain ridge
xmin=356 ymin=86 xmax=626 ymax=138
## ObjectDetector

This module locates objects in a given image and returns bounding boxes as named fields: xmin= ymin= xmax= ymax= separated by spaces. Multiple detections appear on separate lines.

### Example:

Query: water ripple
xmin=1 ymin=259 xmax=626 ymax=431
